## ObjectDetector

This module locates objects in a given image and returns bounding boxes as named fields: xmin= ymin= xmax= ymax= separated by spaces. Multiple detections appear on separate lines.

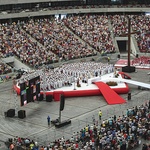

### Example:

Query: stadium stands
xmin=0 ymin=14 xmax=150 ymax=68
xmin=0 ymin=1 xmax=150 ymax=150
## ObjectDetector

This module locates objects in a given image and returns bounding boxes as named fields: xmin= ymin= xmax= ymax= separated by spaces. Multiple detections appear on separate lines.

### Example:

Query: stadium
xmin=0 ymin=0 xmax=150 ymax=149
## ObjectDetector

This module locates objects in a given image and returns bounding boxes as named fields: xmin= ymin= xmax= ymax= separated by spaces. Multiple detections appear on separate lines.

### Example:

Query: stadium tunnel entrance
xmin=117 ymin=40 xmax=127 ymax=53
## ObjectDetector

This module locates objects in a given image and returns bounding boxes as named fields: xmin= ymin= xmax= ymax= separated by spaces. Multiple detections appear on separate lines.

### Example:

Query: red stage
xmin=14 ymin=72 xmax=130 ymax=104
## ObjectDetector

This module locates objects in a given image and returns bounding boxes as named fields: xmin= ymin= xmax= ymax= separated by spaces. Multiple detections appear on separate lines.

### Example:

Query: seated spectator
xmin=132 ymin=56 xmax=150 ymax=67
xmin=110 ymin=14 xmax=150 ymax=53
xmin=63 ymin=14 xmax=116 ymax=54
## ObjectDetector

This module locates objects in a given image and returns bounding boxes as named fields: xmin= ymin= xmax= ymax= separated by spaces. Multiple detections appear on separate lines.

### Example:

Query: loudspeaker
xmin=7 ymin=109 xmax=15 ymax=117
xmin=18 ymin=110 xmax=26 ymax=119
xmin=128 ymin=93 xmax=131 ymax=100
xmin=136 ymin=54 xmax=138 ymax=58
xmin=51 ymin=118 xmax=59 ymax=124
xmin=122 ymin=66 xmax=136 ymax=73
xmin=46 ymin=95 xmax=53 ymax=102
xmin=55 ymin=119 xmax=71 ymax=128
xmin=60 ymin=95 xmax=65 ymax=111
xmin=118 ymin=54 xmax=120 ymax=59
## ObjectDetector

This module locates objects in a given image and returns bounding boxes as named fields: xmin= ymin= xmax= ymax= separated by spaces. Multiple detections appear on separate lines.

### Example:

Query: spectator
xmin=47 ymin=116 xmax=50 ymax=126
xmin=99 ymin=110 xmax=102 ymax=120
xmin=142 ymin=143 xmax=148 ymax=150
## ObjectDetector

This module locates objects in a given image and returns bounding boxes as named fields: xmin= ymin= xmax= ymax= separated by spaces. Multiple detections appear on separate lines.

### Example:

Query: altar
xmin=88 ymin=76 xmax=101 ymax=85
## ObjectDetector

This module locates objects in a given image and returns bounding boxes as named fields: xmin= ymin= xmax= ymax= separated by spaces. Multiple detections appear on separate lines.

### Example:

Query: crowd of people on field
xmin=132 ymin=56 xmax=150 ymax=67
xmin=7 ymin=100 xmax=150 ymax=150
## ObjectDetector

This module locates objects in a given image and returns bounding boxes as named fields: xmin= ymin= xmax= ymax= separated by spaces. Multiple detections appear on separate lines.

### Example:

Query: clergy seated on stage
xmin=77 ymin=78 xmax=81 ymax=87
xmin=64 ymin=81 xmax=72 ymax=86
xmin=17 ymin=62 xmax=113 ymax=91
xmin=82 ymin=77 xmax=87 ymax=83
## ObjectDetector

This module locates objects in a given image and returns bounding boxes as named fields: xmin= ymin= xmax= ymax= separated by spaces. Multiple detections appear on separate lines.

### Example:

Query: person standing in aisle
xmin=99 ymin=110 xmax=102 ymax=121
xmin=47 ymin=115 xmax=50 ymax=127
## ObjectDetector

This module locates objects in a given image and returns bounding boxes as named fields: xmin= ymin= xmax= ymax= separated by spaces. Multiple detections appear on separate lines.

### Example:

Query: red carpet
xmin=95 ymin=82 xmax=126 ymax=105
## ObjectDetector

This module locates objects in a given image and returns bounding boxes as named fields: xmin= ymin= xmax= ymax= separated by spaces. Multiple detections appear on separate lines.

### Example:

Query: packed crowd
xmin=7 ymin=100 xmax=150 ymax=150
xmin=22 ymin=18 xmax=97 ymax=61
xmin=17 ymin=62 xmax=114 ymax=91
xmin=110 ymin=14 xmax=150 ymax=53
xmin=0 ymin=14 xmax=150 ymax=68
xmin=0 ymin=22 xmax=58 ymax=67
xmin=132 ymin=56 xmax=150 ymax=67
xmin=110 ymin=15 xmax=128 ymax=37
xmin=132 ymin=15 xmax=150 ymax=53
xmin=63 ymin=15 xmax=115 ymax=54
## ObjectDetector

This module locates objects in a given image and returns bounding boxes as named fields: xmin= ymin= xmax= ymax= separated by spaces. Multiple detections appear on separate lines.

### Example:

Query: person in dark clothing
xmin=120 ymin=141 xmax=126 ymax=150
xmin=47 ymin=116 xmax=50 ymax=126
xmin=142 ymin=144 xmax=148 ymax=150
xmin=113 ymin=115 xmax=116 ymax=122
